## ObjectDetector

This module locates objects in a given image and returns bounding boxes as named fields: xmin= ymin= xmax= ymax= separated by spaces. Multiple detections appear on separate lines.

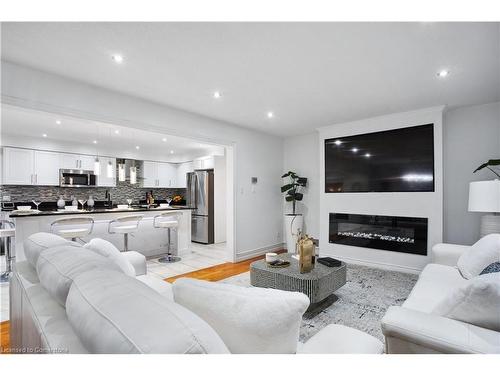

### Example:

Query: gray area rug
xmin=220 ymin=263 xmax=418 ymax=342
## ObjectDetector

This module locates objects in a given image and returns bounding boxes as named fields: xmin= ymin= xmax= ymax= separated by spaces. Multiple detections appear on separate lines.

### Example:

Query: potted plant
xmin=281 ymin=171 xmax=307 ymax=253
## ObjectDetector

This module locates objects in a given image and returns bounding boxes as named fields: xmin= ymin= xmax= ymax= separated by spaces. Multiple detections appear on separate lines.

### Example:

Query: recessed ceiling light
xmin=365 ymin=153 xmax=371 ymax=158
xmin=213 ymin=91 xmax=222 ymax=99
xmin=42 ymin=133 xmax=48 ymax=138
xmin=162 ymin=137 xmax=167 ymax=142
xmin=267 ymin=111 xmax=274 ymax=119
xmin=135 ymin=146 xmax=140 ymax=150
xmin=55 ymin=120 xmax=61 ymax=125
xmin=437 ymin=69 xmax=449 ymax=78
xmin=334 ymin=140 xmax=342 ymax=146
xmin=351 ymin=147 xmax=358 ymax=153
xmin=111 ymin=54 xmax=124 ymax=64
xmin=114 ymin=130 xmax=120 ymax=135
xmin=93 ymin=140 xmax=98 ymax=144
xmin=170 ymin=150 xmax=174 ymax=154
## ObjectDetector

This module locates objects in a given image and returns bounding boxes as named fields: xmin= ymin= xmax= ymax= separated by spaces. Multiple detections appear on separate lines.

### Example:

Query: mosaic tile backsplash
xmin=1 ymin=181 xmax=186 ymax=205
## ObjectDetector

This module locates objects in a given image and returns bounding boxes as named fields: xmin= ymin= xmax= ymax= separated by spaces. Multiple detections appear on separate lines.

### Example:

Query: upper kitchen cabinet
xmin=2 ymin=147 xmax=34 ymax=185
xmin=2 ymin=147 xmax=59 ymax=186
xmin=193 ymin=156 xmax=214 ymax=170
xmin=96 ymin=157 xmax=116 ymax=187
xmin=59 ymin=153 xmax=95 ymax=170
xmin=142 ymin=161 xmax=158 ymax=188
xmin=176 ymin=161 xmax=194 ymax=188
xmin=33 ymin=151 xmax=60 ymax=186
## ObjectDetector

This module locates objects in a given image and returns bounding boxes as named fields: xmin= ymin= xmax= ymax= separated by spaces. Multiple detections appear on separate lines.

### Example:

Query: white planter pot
xmin=284 ymin=214 xmax=303 ymax=253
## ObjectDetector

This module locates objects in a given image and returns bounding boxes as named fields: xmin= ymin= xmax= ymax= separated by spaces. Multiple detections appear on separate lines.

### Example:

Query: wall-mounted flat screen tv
xmin=325 ymin=124 xmax=434 ymax=193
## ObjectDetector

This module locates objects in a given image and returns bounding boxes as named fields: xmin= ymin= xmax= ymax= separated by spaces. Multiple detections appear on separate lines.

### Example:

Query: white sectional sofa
xmin=10 ymin=232 xmax=383 ymax=354
xmin=381 ymin=238 xmax=500 ymax=354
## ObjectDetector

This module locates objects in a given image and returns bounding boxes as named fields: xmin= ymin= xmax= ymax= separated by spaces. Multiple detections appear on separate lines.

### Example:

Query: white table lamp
xmin=468 ymin=180 xmax=500 ymax=237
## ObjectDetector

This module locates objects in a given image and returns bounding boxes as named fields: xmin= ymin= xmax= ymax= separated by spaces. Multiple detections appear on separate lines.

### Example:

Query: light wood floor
xmin=0 ymin=249 xmax=283 ymax=354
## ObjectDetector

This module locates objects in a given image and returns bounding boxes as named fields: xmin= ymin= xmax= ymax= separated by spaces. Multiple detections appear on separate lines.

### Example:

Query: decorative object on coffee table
xmin=281 ymin=171 xmax=307 ymax=253
xmin=298 ymin=235 xmax=314 ymax=273
xmin=250 ymin=253 xmax=346 ymax=311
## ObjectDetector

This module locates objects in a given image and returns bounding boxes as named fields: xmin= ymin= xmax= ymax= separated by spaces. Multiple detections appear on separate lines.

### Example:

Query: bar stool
xmin=0 ymin=220 xmax=15 ymax=283
xmin=50 ymin=217 xmax=94 ymax=243
xmin=153 ymin=212 xmax=182 ymax=263
xmin=108 ymin=215 xmax=143 ymax=252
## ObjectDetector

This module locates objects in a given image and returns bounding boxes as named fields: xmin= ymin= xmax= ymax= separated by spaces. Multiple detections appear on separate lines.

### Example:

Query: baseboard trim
xmin=235 ymin=243 xmax=285 ymax=262
xmin=319 ymin=250 xmax=423 ymax=275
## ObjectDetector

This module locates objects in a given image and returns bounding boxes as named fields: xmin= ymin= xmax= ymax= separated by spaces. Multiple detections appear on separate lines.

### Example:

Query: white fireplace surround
xmin=318 ymin=106 xmax=444 ymax=273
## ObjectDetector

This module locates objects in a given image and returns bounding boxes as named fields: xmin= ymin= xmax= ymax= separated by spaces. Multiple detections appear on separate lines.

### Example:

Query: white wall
xmin=283 ymin=132 xmax=320 ymax=238
xmin=214 ymin=154 xmax=227 ymax=243
xmin=443 ymin=101 xmax=500 ymax=245
xmin=1 ymin=61 xmax=284 ymax=260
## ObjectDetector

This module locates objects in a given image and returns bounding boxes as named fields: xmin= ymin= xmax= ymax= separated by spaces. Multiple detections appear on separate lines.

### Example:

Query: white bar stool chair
xmin=0 ymin=220 xmax=15 ymax=283
xmin=153 ymin=212 xmax=182 ymax=263
xmin=50 ymin=217 xmax=94 ymax=243
xmin=108 ymin=215 xmax=143 ymax=252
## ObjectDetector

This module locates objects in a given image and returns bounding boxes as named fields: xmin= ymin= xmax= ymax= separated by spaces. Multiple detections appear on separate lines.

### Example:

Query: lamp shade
xmin=468 ymin=180 xmax=500 ymax=213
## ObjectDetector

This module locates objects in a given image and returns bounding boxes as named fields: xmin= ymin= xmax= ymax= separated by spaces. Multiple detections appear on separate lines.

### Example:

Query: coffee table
xmin=250 ymin=253 xmax=347 ymax=308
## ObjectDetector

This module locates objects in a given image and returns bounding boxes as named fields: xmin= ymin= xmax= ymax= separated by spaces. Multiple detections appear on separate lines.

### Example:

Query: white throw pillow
xmin=172 ymin=278 xmax=310 ymax=353
xmin=433 ymin=272 xmax=500 ymax=331
xmin=36 ymin=245 xmax=122 ymax=306
xmin=84 ymin=238 xmax=135 ymax=276
xmin=24 ymin=232 xmax=80 ymax=268
xmin=66 ymin=270 xmax=229 ymax=354
xmin=457 ymin=234 xmax=500 ymax=279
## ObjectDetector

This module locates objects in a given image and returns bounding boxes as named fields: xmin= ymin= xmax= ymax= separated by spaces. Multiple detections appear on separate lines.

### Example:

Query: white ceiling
xmin=0 ymin=105 xmax=225 ymax=162
xmin=1 ymin=22 xmax=499 ymax=136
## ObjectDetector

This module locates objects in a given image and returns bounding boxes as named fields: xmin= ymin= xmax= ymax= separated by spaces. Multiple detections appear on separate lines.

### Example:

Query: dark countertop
xmin=7 ymin=205 xmax=195 ymax=218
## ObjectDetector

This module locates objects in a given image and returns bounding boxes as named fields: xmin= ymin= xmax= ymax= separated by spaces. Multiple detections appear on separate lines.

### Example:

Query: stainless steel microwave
xmin=59 ymin=169 xmax=97 ymax=187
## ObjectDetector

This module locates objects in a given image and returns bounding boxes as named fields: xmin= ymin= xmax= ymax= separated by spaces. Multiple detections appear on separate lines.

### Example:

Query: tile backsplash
xmin=0 ymin=181 xmax=186 ymax=205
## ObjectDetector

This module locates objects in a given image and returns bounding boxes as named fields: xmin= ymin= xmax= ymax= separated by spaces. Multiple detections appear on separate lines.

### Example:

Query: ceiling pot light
xmin=267 ymin=111 xmax=274 ymax=119
xmin=94 ymin=157 xmax=101 ymax=176
xmin=42 ymin=133 xmax=48 ymax=138
xmin=93 ymin=140 xmax=98 ymax=144
xmin=162 ymin=138 xmax=167 ymax=142
xmin=111 ymin=54 xmax=124 ymax=64
xmin=106 ymin=161 xmax=114 ymax=178
xmin=114 ymin=130 xmax=120 ymax=135
xmin=55 ymin=120 xmax=61 ymax=125
xmin=351 ymin=147 xmax=358 ymax=153
xmin=213 ymin=91 xmax=222 ymax=99
xmin=170 ymin=150 xmax=174 ymax=154
xmin=437 ymin=70 xmax=449 ymax=78
xmin=135 ymin=146 xmax=140 ymax=150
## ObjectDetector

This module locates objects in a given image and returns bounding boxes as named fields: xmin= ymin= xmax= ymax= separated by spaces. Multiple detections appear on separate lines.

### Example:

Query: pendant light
xmin=130 ymin=165 xmax=137 ymax=184
xmin=94 ymin=157 xmax=101 ymax=176
xmin=106 ymin=161 xmax=114 ymax=178
xmin=118 ymin=162 xmax=126 ymax=182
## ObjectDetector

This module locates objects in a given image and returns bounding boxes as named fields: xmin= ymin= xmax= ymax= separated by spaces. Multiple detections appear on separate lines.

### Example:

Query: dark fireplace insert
xmin=329 ymin=213 xmax=428 ymax=255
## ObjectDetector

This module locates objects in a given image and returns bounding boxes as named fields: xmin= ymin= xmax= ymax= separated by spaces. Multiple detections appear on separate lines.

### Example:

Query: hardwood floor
xmin=0 ymin=321 xmax=9 ymax=354
xmin=0 ymin=249 xmax=284 ymax=354
xmin=164 ymin=250 xmax=284 ymax=283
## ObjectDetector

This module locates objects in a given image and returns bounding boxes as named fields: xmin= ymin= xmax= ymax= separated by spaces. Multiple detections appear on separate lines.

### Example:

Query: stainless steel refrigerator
xmin=187 ymin=170 xmax=214 ymax=244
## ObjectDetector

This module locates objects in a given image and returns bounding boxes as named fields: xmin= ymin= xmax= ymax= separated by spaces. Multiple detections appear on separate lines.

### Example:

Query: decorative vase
xmin=57 ymin=196 xmax=65 ymax=209
xmin=284 ymin=214 xmax=303 ymax=253
xmin=87 ymin=195 xmax=95 ymax=209
xmin=71 ymin=196 xmax=78 ymax=207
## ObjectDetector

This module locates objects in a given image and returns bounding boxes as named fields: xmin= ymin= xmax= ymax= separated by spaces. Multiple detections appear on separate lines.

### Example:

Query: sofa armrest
xmin=381 ymin=306 xmax=500 ymax=354
xmin=431 ymin=243 xmax=470 ymax=266
xmin=121 ymin=251 xmax=147 ymax=276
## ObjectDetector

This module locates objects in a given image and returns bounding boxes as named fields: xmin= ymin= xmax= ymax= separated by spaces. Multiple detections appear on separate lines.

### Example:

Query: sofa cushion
xmin=403 ymin=263 xmax=467 ymax=313
xmin=24 ymin=232 xmax=80 ymax=268
xmin=36 ymin=245 xmax=121 ymax=306
xmin=136 ymin=274 xmax=173 ymax=300
xmin=172 ymin=278 xmax=310 ymax=353
xmin=66 ymin=270 xmax=229 ymax=354
xmin=83 ymin=238 xmax=135 ymax=276
xmin=457 ymin=234 xmax=500 ymax=279
xmin=433 ymin=273 xmax=500 ymax=331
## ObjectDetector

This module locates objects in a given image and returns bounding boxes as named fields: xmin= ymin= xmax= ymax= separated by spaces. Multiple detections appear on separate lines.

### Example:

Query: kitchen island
xmin=10 ymin=206 xmax=193 ymax=261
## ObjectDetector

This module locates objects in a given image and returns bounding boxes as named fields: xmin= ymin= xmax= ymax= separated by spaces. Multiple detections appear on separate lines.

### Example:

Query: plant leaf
xmin=474 ymin=159 xmax=500 ymax=173
xmin=294 ymin=192 xmax=304 ymax=201
xmin=281 ymin=171 xmax=292 ymax=178
xmin=281 ymin=183 xmax=294 ymax=192
xmin=285 ymin=196 xmax=294 ymax=202
xmin=297 ymin=177 xmax=307 ymax=186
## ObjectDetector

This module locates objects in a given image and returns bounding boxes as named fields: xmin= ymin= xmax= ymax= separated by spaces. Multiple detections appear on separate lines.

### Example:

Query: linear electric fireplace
xmin=329 ymin=213 xmax=428 ymax=255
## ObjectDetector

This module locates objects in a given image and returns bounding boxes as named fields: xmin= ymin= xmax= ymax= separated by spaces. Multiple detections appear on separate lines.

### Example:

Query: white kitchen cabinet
xmin=2 ymin=147 xmax=60 ymax=186
xmin=175 ymin=161 xmax=193 ymax=188
xmin=2 ymin=147 xmax=34 ymax=185
xmin=193 ymin=156 xmax=214 ymax=170
xmin=59 ymin=153 xmax=95 ymax=170
xmin=34 ymin=151 xmax=60 ymax=186
xmin=97 ymin=157 xmax=116 ymax=187
xmin=142 ymin=161 xmax=158 ymax=188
